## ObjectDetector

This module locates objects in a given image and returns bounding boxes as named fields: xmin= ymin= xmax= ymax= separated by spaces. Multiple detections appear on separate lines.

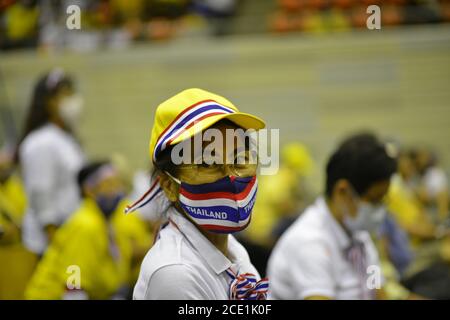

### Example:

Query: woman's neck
xmin=202 ymin=231 xmax=229 ymax=257
xmin=175 ymin=204 xmax=229 ymax=257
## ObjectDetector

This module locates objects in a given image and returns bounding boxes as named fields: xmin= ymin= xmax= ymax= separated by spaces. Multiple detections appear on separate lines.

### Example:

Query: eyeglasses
xmin=176 ymin=150 xmax=258 ymax=178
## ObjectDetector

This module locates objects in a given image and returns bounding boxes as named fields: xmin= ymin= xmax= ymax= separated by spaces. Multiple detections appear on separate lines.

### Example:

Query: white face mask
xmin=59 ymin=94 xmax=83 ymax=128
xmin=343 ymin=201 xmax=386 ymax=234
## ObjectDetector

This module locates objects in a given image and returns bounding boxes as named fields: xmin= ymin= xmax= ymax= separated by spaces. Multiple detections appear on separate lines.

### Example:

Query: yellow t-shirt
xmin=386 ymin=175 xmax=424 ymax=230
xmin=25 ymin=198 xmax=151 ymax=299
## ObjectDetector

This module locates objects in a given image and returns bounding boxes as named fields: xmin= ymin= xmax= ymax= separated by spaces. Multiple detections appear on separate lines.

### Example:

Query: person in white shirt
xmin=268 ymin=133 xmax=397 ymax=300
xmin=127 ymin=88 xmax=269 ymax=300
xmin=18 ymin=68 xmax=85 ymax=255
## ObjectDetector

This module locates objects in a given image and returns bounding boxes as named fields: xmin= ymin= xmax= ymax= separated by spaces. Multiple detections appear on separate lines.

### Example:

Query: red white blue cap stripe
xmin=125 ymin=177 xmax=162 ymax=214
xmin=153 ymin=99 xmax=235 ymax=161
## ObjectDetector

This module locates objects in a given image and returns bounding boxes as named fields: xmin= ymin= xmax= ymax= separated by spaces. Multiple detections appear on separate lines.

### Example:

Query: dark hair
xmin=325 ymin=133 xmax=397 ymax=197
xmin=21 ymin=69 xmax=74 ymax=142
xmin=339 ymin=131 xmax=378 ymax=149
xmin=77 ymin=161 xmax=109 ymax=197
xmin=153 ymin=144 xmax=178 ymax=177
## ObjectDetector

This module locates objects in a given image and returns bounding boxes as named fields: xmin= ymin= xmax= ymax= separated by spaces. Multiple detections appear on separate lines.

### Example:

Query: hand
xmin=44 ymin=224 xmax=58 ymax=242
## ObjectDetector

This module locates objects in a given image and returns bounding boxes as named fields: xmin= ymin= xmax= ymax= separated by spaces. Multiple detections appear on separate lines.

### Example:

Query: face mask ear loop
xmin=164 ymin=171 xmax=181 ymax=185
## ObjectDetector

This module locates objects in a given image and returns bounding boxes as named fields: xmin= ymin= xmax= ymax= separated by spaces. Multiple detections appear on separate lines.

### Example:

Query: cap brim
xmin=170 ymin=112 xmax=266 ymax=146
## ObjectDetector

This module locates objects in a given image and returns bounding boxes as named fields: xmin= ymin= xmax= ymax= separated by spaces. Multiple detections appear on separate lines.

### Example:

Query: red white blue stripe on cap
xmin=153 ymin=99 xmax=235 ymax=161
xmin=125 ymin=177 xmax=162 ymax=214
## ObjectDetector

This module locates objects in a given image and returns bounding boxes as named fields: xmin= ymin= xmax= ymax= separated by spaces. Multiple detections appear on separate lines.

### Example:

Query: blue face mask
xmin=168 ymin=173 xmax=258 ymax=234
xmin=96 ymin=193 xmax=124 ymax=218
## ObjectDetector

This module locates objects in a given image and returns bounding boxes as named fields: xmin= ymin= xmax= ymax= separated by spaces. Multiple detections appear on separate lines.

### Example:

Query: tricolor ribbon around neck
xmin=345 ymin=238 xmax=372 ymax=300
xmin=226 ymin=269 xmax=269 ymax=300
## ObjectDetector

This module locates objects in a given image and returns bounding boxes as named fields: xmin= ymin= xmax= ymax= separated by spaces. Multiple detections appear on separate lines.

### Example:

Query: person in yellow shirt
xmin=386 ymin=151 xmax=437 ymax=242
xmin=0 ymin=150 xmax=27 ymax=236
xmin=1 ymin=1 xmax=39 ymax=49
xmin=0 ymin=148 xmax=37 ymax=300
xmin=25 ymin=161 xmax=152 ymax=299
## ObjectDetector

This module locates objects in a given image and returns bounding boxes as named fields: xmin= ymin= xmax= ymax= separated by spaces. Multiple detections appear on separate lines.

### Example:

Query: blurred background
xmin=0 ymin=0 xmax=449 ymax=300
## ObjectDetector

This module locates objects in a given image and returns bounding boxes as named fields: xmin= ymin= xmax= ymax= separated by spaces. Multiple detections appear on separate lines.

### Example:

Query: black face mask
xmin=95 ymin=193 xmax=124 ymax=218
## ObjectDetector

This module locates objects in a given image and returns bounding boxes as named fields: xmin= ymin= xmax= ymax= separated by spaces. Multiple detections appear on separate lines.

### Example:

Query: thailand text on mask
xmin=166 ymin=171 xmax=258 ymax=234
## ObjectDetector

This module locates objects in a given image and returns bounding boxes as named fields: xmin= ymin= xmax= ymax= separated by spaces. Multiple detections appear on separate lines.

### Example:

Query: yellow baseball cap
xmin=149 ymin=88 xmax=266 ymax=162
xmin=125 ymin=88 xmax=265 ymax=214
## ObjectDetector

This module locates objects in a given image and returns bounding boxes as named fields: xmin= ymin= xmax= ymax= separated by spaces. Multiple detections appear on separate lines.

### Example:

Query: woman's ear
xmin=334 ymin=179 xmax=351 ymax=197
xmin=159 ymin=172 xmax=179 ymax=202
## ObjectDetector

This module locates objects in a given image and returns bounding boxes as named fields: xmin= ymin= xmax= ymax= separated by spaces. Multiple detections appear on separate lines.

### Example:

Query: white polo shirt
xmin=20 ymin=123 xmax=85 ymax=254
xmin=133 ymin=207 xmax=261 ymax=300
xmin=267 ymin=197 xmax=383 ymax=300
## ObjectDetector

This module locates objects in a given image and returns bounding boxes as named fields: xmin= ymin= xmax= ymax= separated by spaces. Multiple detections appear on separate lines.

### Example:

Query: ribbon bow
xmin=227 ymin=271 xmax=269 ymax=300
xmin=344 ymin=238 xmax=372 ymax=300
xmin=344 ymin=239 xmax=367 ymax=277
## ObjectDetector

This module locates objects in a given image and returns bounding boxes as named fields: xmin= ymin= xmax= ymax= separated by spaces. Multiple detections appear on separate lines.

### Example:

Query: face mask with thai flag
xmin=170 ymin=174 xmax=258 ymax=234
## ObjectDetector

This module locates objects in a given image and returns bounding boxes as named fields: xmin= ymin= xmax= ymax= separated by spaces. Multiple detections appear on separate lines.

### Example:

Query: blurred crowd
xmin=0 ymin=69 xmax=157 ymax=299
xmin=237 ymin=136 xmax=450 ymax=299
xmin=1 ymin=0 xmax=450 ymax=51
xmin=270 ymin=0 xmax=450 ymax=33
xmin=0 ymin=0 xmax=239 ymax=51
xmin=0 ymin=69 xmax=449 ymax=299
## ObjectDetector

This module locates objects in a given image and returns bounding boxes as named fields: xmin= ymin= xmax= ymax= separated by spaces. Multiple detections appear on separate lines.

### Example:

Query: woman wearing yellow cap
xmin=128 ymin=88 xmax=269 ymax=300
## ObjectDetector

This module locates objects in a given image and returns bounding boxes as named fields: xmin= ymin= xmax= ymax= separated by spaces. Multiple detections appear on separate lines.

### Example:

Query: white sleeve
xmin=144 ymin=264 xmax=213 ymax=300
xmin=289 ymin=239 xmax=336 ymax=299
xmin=21 ymin=143 xmax=60 ymax=226
xmin=425 ymin=168 xmax=448 ymax=197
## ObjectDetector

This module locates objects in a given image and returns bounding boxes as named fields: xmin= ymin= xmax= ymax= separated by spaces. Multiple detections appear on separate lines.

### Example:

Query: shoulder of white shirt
xmin=20 ymin=124 xmax=76 ymax=155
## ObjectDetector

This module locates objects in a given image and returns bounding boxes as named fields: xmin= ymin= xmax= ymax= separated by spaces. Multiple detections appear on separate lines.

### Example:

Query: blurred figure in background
xmin=386 ymin=147 xmax=450 ymax=299
xmin=18 ymin=68 xmax=85 ymax=256
xmin=0 ymin=147 xmax=37 ymax=299
xmin=143 ymin=0 xmax=191 ymax=41
xmin=0 ymin=0 xmax=39 ymax=50
xmin=239 ymin=142 xmax=314 ymax=276
xmin=25 ymin=161 xmax=152 ymax=299
xmin=0 ymin=148 xmax=26 ymax=244
xmin=386 ymin=150 xmax=437 ymax=242
xmin=193 ymin=0 xmax=238 ymax=36
xmin=411 ymin=147 xmax=449 ymax=225
xmin=268 ymin=133 xmax=397 ymax=300
xmin=336 ymin=134 xmax=419 ymax=299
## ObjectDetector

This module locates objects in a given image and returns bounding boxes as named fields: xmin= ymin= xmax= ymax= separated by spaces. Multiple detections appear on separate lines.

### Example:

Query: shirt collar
xmin=167 ymin=207 xmax=233 ymax=275
xmin=316 ymin=196 xmax=352 ymax=250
